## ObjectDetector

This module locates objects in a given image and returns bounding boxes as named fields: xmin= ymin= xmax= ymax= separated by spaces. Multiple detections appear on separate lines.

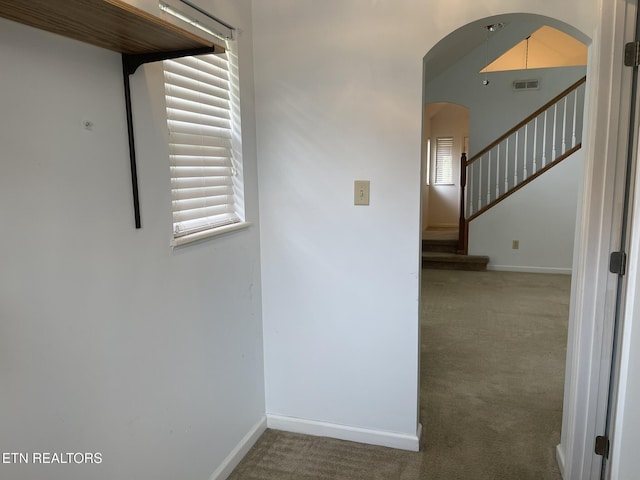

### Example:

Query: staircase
xmin=424 ymin=76 xmax=586 ymax=270
xmin=458 ymin=76 xmax=587 ymax=254
xmin=422 ymin=229 xmax=489 ymax=271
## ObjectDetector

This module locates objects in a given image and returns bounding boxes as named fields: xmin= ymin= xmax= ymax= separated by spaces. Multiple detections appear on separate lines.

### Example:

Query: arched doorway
xmin=419 ymin=13 xmax=593 ymax=478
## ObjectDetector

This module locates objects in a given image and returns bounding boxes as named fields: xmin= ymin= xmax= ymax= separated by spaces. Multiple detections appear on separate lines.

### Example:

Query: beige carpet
xmin=228 ymin=270 xmax=570 ymax=479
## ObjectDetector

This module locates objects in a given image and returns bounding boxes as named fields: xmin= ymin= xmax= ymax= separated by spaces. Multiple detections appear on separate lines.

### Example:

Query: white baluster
xmin=477 ymin=158 xmax=482 ymax=212
xmin=495 ymin=145 xmax=500 ymax=199
xmin=572 ymin=89 xmax=578 ymax=147
xmin=562 ymin=97 xmax=568 ymax=154
xmin=487 ymin=151 xmax=491 ymax=205
xmin=504 ymin=137 xmax=509 ymax=192
xmin=533 ymin=116 xmax=538 ymax=172
xmin=513 ymin=132 xmax=518 ymax=187
xmin=523 ymin=124 xmax=528 ymax=180
xmin=468 ymin=163 xmax=473 ymax=216
xmin=542 ymin=110 xmax=548 ymax=167
xmin=552 ymin=103 xmax=558 ymax=160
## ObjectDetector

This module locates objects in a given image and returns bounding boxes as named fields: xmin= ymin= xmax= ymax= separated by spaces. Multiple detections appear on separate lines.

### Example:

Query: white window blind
xmin=163 ymin=45 xmax=244 ymax=245
xmin=435 ymin=137 xmax=454 ymax=184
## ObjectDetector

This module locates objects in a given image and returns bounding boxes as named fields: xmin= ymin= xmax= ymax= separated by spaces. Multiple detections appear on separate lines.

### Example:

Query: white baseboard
xmin=556 ymin=443 xmax=566 ymax=479
xmin=487 ymin=264 xmax=572 ymax=275
xmin=266 ymin=414 xmax=422 ymax=452
xmin=209 ymin=416 xmax=267 ymax=480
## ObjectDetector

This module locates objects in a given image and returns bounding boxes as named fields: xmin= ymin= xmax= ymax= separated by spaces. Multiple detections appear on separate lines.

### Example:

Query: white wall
xmin=468 ymin=149 xmax=583 ymax=273
xmin=253 ymin=3 xmax=424 ymax=443
xmin=0 ymin=1 xmax=265 ymax=478
xmin=252 ymin=0 xmax=595 ymax=450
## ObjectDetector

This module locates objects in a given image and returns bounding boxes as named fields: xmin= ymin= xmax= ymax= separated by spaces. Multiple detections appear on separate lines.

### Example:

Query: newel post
xmin=458 ymin=153 xmax=468 ymax=254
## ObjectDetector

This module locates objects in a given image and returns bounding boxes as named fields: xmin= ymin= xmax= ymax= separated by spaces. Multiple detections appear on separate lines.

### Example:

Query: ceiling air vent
xmin=513 ymin=79 xmax=540 ymax=91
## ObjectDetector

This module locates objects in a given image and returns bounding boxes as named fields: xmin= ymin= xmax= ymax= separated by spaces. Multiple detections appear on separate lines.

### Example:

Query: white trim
xmin=559 ymin=1 xmax=636 ymax=478
xmin=556 ymin=443 xmax=566 ymax=479
xmin=266 ymin=414 xmax=422 ymax=452
xmin=209 ymin=416 xmax=267 ymax=480
xmin=171 ymin=221 xmax=251 ymax=247
xmin=609 ymin=159 xmax=640 ymax=478
xmin=487 ymin=265 xmax=572 ymax=275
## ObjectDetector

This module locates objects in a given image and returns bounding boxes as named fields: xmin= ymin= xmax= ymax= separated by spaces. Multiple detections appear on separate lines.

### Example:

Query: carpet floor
xmin=228 ymin=269 xmax=570 ymax=479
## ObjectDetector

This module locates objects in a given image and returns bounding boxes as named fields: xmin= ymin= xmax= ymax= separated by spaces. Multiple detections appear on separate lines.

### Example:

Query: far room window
xmin=163 ymin=39 xmax=245 ymax=246
xmin=434 ymin=136 xmax=454 ymax=185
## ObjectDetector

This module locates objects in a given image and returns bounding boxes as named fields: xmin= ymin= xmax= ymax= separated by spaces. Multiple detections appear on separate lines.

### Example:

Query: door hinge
xmin=595 ymin=435 xmax=610 ymax=458
xmin=625 ymin=41 xmax=640 ymax=67
xmin=610 ymin=251 xmax=627 ymax=275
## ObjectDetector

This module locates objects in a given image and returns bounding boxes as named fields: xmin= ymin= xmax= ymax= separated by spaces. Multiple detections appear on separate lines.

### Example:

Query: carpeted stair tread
xmin=421 ymin=238 xmax=459 ymax=253
xmin=422 ymin=251 xmax=489 ymax=271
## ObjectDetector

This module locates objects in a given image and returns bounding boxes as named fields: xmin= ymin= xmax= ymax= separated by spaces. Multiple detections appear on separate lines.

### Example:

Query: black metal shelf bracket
xmin=121 ymin=46 xmax=218 ymax=229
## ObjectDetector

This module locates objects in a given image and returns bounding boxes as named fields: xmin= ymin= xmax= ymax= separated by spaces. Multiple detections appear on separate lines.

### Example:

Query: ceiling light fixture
xmin=486 ymin=22 xmax=505 ymax=33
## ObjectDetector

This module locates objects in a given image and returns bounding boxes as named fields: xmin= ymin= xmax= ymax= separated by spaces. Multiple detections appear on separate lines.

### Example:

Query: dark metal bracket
xmin=121 ymin=46 xmax=218 ymax=228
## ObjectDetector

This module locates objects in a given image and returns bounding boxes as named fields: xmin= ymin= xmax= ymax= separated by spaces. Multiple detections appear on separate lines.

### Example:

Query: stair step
xmin=422 ymin=252 xmax=489 ymax=271
xmin=422 ymin=238 xmax=459 ymax=254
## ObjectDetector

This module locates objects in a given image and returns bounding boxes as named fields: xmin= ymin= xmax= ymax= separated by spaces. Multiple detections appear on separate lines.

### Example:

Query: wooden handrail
xmin=466 ymin=76 xmax=586 ymax=167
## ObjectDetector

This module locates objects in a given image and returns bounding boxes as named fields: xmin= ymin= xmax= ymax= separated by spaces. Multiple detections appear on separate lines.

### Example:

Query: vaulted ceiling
xmin=423 ymin=14 xmax=589 ymax=85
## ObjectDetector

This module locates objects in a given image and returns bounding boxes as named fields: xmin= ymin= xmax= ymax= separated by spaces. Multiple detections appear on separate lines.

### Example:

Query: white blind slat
xmin=169 ymin=143 xmax=230 ymax=157
xmin=167 ymin=120 xmax=231 ymax=138
xmin=173 ymin=204 xmax=235 ymax=223
xmin=170 ymin=156 xmax=231 ymax=168
xmin=172 ymin=193 xmax=235 ymax=213
xmin=171 ymin=185 xmax=234 ymax=201
xmin=168 ymin=132 xmax=232 ymax=149
xmin=170 ymin=176 xmax=233 ymax=189
xmin=166 ymin=98 xmax=231 ymax=119
xmin=170 ymin=165 xmax=233 ymax=177
xmin=165 ymin=76 xmax=230 ymax=103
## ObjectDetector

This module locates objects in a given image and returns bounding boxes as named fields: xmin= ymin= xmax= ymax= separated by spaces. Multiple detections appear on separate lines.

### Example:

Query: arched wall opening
xmin=420 ymin=11 xmax=592 ymax=476
xmin=422 ymin=13 xmax=588 ymax=270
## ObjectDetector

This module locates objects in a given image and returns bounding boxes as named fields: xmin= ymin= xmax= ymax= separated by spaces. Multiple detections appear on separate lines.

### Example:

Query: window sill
xmin=171 ymin=221 xmax=251 ymax=248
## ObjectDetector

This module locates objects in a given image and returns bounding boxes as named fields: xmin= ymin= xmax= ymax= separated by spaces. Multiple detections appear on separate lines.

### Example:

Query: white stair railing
xmin=464 ymin=76 xmax=586 ymax=220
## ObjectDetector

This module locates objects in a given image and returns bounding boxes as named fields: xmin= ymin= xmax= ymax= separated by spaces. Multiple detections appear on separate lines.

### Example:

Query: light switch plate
xmin=354 ymin=180 xmax=370 ymax=206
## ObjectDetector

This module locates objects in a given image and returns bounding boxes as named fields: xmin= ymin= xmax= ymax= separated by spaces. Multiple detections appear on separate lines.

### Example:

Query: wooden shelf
xmin=0 ymin=0 xmax=223 ymax=55
xmin=0 ymin=0 xmax=226 ymax=230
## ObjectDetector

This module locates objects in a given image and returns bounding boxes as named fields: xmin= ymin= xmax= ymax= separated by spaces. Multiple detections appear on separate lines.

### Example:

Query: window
xmin=434 ymin=137 xmax=454 ymax=184
xmin=163 ymin=40 xmax=245 ymax=246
